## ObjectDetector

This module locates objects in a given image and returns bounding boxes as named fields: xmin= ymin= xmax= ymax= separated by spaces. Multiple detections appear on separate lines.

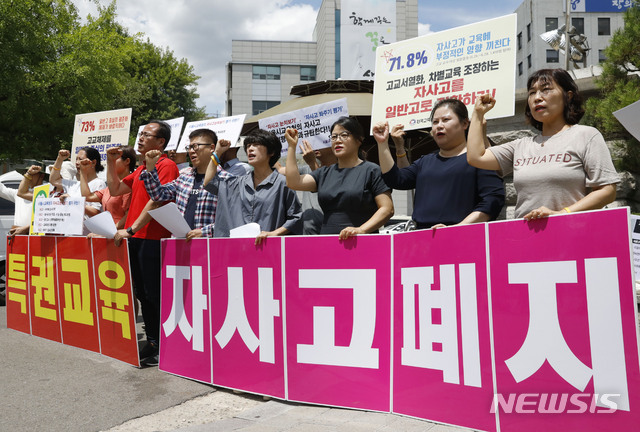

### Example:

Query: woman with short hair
xmin=467 ymin=68 xmax=619 ymax=220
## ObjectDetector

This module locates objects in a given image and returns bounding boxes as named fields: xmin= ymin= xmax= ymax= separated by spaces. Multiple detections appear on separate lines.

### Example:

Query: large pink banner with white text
xmin=159 ymin=238 xmax=212 ymax=383
xmin=393 ymin=224 xmax=496 ymax=431
xmin=209 ymin=237 xmax=285 ymax=398
xmin=155 ymin=208 xmax=640 ymax=431
xmin=489 ymin=208 xmax=640 ymax=432
xmin=285 ymin=235 xmax=392 ymax=411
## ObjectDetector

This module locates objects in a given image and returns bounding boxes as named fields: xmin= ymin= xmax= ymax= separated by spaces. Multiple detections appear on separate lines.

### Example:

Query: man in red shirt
xmin=107 ymin=120 xmax=179 ymax=366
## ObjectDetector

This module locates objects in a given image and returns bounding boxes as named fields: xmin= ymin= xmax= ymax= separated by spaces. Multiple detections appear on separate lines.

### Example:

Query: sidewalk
xmin=1 ymin=305 xmax=469 ymax=432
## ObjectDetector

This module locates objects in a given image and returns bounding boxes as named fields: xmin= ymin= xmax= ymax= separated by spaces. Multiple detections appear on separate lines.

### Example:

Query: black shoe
xmin=140 ymin=354 xmax=159 ymax=367
xmin=139 ymin=341 xmax=158 ymax=360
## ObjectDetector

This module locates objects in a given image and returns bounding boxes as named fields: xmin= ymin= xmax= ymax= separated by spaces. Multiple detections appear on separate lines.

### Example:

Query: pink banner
xmin=159 ymin=238 xmax=212 ymax=383
xmin=488 ymin=208 xmax=640 ymax=431
xmin=9 ymin=208 xmax=640 ymax=431
xmin=393 ymin=224 xmax=496 ymax=431
xmin=285 ymin=235 xmax=392 ymax=411
xmin=209 ymin=237 xmax=285 ymax=398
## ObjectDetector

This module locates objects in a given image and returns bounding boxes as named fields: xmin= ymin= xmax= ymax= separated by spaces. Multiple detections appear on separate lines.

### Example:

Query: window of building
xmin=527 ymin=23 xmax=531 ymax=41
xmin=598 ymin=18 xmax=611 ymax=35
xmin=572 ymin=17 xmax=585 ymax=35
xmin=252 ymin=100 xmax=280 ymax=115
xmin=300 ymin=66 xmax=316 ymax=81
xmin=545 ymin=17 xmax=559 ymax=32
xmin=518 ymin=62 xmax=523 ymax=76
xmin=599 ymin=49 xmax=607 ymax=63
xmin=546 ymin=49 xmax=560 ymax=63
xmin=527 ymin=54 xmax=532 ymax=69
xmin=517 ymin=32 xmax=522 ymax=50
xmin=252 ymin=65 xmax=281 ymax=80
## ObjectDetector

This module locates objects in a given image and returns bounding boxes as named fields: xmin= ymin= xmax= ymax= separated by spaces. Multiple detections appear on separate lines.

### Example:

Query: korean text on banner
xmin=72 ymin=108 xmax=132 ymax=162
xmin=177 ymin=115 xmax=246 ymax=152
xmin=159 ymin=238 xmax=212 ymax=384
xmin=5 ymin=235 xmax=139 ymax=367
xmin=209 ymin=237 xmax=285 ymax=398
xmin=371 ymin=14 xmax=517 ymax=132
xmin=393 ymin=224 xmax=496 ymax=431
xmin=258 ymin=98 xmax=348 ymax=152
xmin=489 ymin=208 xmax=640 ymax=432
xmin=33 ymin=197 xmax=85 ymax=235
xmin=135 ymin=117 xmax=185 ymax=154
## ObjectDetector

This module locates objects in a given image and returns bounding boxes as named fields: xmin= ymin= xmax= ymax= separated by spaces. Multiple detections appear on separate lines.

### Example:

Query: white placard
xmin=229 ymin=222 xmax=261 ymax=238
xmin=71 ymin=108 xmax=132 ymax=163
xmin=371 ymin=14 xmax=517 ymax=132
xmin=33 ymin=197 xmax=86 ymax=235
xmin=177 ymin=114 xmax=247 ymax=152
xmin=258 ymin=98 xmax=349 ymax=153
xmin=84 ymin=211 xmax=118 ymax=238
xmin=134 ymin=117 xmax=185 ymax=153
xmin=149 ymin=202 xmax=192 ymax=238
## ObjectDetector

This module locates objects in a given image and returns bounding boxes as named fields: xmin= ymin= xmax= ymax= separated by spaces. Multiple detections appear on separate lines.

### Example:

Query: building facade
xmin=226 ymin=0 xmax=418 ymax=117
xmin=514 ymin=0 xmax=629 ymax=88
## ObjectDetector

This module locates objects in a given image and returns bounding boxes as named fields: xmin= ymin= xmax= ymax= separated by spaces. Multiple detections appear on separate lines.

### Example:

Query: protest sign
xmin=29 ymin=184 xmax=49 ymax=235
xmin=371 ymin=14 xmax=517 ymax=131
xmin=393 ymin=224 xmax=496 ymax=431
xmin=134 ymin=117 xmax=185 ymax=153
xmin=177 ymin=115 xmax=246 ymax=152
xmin=159 ymin=238 xmax=212 ymax=383
xmin=209 ymin=238 xmax=286 ymax=398
xmin=489 ymin=209 xmax=640 ymax=432
xmin=7 ymin=208 xmax=640 ymax=429
xmin=71 ymin=108 xmax=132 ymax=162
xmin=32 ymin=197 xmax=85 ymax=235
xmin=5 ymin=236 xmax=139 ymax=366
xmin=258 ymin=98 xmax=348 ymax=152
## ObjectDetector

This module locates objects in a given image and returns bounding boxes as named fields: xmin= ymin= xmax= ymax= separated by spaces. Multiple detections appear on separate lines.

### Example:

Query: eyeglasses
xmin=330 ymin=132 xmax=351 ymax=142
xmin=138 ymin=131 xmax=159 ymax=139
xmin=188 ymin=143 xmax=211 ymax=151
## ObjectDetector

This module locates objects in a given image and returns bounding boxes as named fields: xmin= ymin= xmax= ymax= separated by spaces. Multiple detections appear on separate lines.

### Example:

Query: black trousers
xmin=128 ymin=237 xmax=161 ymax=346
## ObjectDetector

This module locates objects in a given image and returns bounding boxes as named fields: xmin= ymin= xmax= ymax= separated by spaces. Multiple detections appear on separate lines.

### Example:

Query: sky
xmin=71 ymin=0 xmax=523 ymax=117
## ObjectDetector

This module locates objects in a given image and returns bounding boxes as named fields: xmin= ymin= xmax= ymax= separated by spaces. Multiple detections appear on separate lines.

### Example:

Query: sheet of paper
xmin=149 ymin=202 xmax=191 ymax=238
xmin=613 ymin=99 xmax=640 ymax=142
xmin=84 ymin=211 xmax=117 ymax=238
xmin=230 ymin=222 xmax=261 ymax=238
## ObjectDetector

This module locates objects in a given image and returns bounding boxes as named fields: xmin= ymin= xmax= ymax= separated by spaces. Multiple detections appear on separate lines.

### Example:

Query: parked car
xmin=0 ymin=170 xmax=24 ymax=306
xmin=380 ymin=215 xmax=415 ymax=234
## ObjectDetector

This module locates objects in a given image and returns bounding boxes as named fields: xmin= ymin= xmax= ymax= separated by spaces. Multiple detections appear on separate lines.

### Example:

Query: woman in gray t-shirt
xmin=466 ymin=68 xmax=619 ymax=220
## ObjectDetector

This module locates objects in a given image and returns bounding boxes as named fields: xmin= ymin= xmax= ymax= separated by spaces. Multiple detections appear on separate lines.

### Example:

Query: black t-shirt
xmin=183 ymin=173 xmax=204 ymax=229
xmin=310 ymin=161 xmax=390 ymax=234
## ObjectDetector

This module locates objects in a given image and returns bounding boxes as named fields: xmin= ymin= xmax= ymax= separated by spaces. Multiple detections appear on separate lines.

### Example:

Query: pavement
xmin=0 ymin=305 xmax=469 ymax=432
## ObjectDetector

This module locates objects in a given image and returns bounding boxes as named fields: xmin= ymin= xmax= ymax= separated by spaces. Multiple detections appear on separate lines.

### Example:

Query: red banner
xmin=5 ymin=236 xmax=138 ymax=366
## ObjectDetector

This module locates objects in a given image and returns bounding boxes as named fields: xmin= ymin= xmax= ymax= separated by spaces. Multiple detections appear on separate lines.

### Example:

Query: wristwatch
xmin=126 ymin=227 xmax=135 ymax=236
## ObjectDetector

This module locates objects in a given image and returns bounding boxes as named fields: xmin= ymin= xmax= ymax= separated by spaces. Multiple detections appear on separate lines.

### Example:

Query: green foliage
xmin=584 ymin=2 xmax=640 ymax=172
xmin=0 ymin=0 xmax=206 ymax=161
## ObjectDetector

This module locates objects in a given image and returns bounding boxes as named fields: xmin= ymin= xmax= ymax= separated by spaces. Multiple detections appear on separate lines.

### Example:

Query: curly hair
xmin=524 ymin=68 xmax=584 ymax=131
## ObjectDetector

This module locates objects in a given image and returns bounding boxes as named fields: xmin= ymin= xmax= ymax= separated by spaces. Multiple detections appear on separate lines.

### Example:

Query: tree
xmin=584 ymin=2 xmax=640 ymax=171
xmin=0 ymin=0 xmax=206 ymax=161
